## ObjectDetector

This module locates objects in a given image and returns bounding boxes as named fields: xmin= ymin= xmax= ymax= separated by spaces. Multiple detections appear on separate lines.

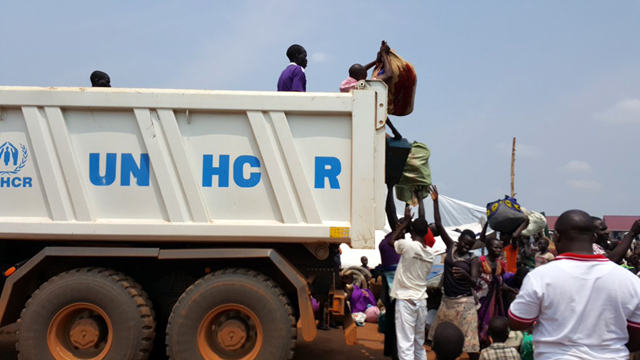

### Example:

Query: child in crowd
xmin=339 ymin=64 xmax=367 ymax=92
xmin=479 ymin=317 xmax=520 ymax=360
xmin=277 ymin=44 xmax=307 ymax=92
xmin=517 ymin=236 xmax=536 ymax=269
xmin=432 ymin=322 xmax=465 ymax=360
xmin=534 ymin=237 xmax=554 ymax=267
xmin=623 ymin=254 xmax=640 ymax=276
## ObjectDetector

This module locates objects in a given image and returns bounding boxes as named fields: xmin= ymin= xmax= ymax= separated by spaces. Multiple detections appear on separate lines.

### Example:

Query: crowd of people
xmin=273 ymin=41 xmax=640 ymax=360
xmin=380 ymin=186 xmax=640 ymax=360
xmin=91 ymin=42 xmax=640 ymax=360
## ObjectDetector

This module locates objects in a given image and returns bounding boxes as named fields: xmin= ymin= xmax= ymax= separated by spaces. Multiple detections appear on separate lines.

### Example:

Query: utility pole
xmin=511 ymin=137 xmax=516 ymax=198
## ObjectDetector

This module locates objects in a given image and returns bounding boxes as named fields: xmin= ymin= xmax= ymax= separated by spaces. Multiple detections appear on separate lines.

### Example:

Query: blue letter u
xmin=90 ymin=153 xmax=117 ymax=186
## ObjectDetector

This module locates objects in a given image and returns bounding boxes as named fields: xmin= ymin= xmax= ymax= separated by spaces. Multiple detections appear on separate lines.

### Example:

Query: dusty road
xmin=0 ymin=323 xmax=467 ymax=360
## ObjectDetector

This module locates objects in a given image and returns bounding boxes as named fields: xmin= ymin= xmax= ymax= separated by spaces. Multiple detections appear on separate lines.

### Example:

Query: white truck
xmin=0 ymin=81 xmax=388 ymax=360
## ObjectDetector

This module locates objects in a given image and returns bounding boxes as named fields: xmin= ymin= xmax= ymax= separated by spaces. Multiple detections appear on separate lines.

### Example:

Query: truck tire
xmin=16 ymin=268 xmax=155 ymax=360
xmin=166 ymin=268 xmax=296 ymax=360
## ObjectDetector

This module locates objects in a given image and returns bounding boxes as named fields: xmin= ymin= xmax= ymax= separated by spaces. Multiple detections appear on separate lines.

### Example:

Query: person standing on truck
xmin=388 ymin=202 xmax=434 ymax=360
xmin=277 ymin=44 xmax=307 ymax=92
xmin=90 ymin=70 xmax=111 ymax=87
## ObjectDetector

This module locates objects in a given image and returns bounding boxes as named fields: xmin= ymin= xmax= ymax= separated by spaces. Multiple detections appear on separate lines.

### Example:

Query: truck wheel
xmin=16 ymin=268 xmax=155 ymax=360
xmin=166 ymin=268 xmax=296 ymax=360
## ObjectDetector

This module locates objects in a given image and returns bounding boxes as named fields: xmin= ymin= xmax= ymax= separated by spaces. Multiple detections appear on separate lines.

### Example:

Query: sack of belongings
xmin=395 ymin=142 xmax=432 ymax=206
xmin=486 ymin=196 xmax=527 ymax=234
xmin=521 ymin=210 xmax=548 ymax=237
xmin=372 ymin=50 xmax=417 ymax=116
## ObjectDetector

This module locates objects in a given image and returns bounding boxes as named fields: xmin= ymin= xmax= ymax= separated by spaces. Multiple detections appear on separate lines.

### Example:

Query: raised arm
xmin=388 ymin=204 xmax=411 ymax=248
xmin=364 ymin=57 xmax=378 ymax=71
xmin=513 ymin=216 xmax=530 ymax=239
xmin=373 ymin=41 xmax=394 ymax=84
xmin=478 ymin=221 xmax=490 ymax=243
xmin=415 ymin=187 xmax=425 ymax=220
xmin=431 ymin=185 xmax=454 ymax=250
xmin=608 ymin=219 xmax=640 ymax=264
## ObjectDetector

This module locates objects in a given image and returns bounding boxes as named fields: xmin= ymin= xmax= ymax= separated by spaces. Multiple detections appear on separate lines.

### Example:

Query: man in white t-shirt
xmin=509 ymin=210 xmax=640 ymax=360
xmin=388 ymin=204 xmax=434 ymax=360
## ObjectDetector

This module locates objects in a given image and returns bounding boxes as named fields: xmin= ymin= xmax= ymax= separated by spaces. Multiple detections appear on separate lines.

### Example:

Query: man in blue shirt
xmin=277 ymin=44 xmax=307 ymax=92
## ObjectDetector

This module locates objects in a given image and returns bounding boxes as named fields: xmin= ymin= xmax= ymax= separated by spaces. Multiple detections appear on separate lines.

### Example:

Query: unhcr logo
xmin=0 ymin=142 xmax=33 ymax=188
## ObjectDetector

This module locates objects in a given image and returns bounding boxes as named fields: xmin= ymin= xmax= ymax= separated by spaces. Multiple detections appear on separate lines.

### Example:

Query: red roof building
xmin=545 ymin=216 xmax=558 ymax=231
xmin=602 ymin=216 xmax=638 ymax=232
xmin=544 ymin=215 xmax=639 ymax=239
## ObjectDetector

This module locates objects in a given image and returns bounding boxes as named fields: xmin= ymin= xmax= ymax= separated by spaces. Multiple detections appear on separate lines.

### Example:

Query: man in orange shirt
xmin=499 ymin=218 xmax=529 ymax=273
xmin=502 ymin=241 xmax=518 ymax=273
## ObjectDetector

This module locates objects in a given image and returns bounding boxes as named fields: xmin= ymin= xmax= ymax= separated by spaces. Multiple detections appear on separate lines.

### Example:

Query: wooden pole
xmin=511 ymin=137 xmax=516 ymax=198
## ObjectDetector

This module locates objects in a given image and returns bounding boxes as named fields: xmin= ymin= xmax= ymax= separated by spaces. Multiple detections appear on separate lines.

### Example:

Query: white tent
xmin=340 ymin=195 xmax=487 ymax=267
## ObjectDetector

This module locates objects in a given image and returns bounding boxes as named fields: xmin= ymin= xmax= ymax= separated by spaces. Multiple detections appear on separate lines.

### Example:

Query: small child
xmin=479 ymin=317 xmax=520 ymax=360
xmin=339 ymin=63 xmax=367 ymax=92
xmin=535 ymin=238 xmax=555 ymax=267
xmin=432 ymin=322 xmax=464 ymax=360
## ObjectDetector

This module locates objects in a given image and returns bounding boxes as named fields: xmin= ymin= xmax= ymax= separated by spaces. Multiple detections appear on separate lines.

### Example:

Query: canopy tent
xmin=340 ymin=195 xmax=489 ymax=267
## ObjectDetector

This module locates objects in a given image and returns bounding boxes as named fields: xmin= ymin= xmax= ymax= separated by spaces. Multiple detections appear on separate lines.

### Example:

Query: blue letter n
xmin=121 ymin=153 xmax=150 ymax=186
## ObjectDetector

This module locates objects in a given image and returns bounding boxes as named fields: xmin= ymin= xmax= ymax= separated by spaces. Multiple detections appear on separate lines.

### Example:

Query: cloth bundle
xmin=395 ymin=142 xmax=432 ymax=206
xmin=372 ymin=50 xmax=417 ymax=116
xmin=521 ymin=210 xmax=548 ymax=237
xmin=486 ymin=196 xmax=527 ymax=233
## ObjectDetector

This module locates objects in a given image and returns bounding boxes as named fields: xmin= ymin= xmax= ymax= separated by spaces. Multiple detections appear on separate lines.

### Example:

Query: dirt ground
xmin=0 ymin=322 xmax=469 ymax=360
xmin=294 ymin=323 xmax=469 ymax=360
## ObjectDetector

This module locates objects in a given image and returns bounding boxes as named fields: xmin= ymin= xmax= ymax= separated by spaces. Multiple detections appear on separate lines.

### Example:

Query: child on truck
xmin=534 ymin=237 xmax=554 ymax=267
xmin=339 ymin=64 xmax=367 ymax=92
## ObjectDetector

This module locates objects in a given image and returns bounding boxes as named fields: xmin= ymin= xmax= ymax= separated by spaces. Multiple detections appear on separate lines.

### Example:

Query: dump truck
xmin=0 ymin=81 xmax=388 ymax=360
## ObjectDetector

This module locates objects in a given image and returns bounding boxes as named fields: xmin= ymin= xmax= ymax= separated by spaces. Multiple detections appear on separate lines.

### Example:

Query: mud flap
xmin=341 ymin=302 xmax=358 ymax=345
xmin=331 ymin=289 xmax=357 ymax=345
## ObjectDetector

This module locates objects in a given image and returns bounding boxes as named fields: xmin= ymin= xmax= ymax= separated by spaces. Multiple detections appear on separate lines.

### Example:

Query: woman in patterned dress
xmin=428 ymin=186 xmax=481 ymax=360
xmin=476 ymin=238 xmax=518 ymax=348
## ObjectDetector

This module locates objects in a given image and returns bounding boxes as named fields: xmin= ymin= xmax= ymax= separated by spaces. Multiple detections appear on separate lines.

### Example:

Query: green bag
xmin=395 ymin=142 xmax=432 ymax=205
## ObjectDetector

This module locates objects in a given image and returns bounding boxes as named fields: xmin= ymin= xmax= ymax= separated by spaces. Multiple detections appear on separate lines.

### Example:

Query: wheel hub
xmin=69 ymin=318 xmax=100 ymax=349
xmin=48 ymin=303 xmax=113 ymax=360
xmin=216 ymin=319 xmax=247 ymax=351
xmin=198 ymin=305 xmax=263 ymax=360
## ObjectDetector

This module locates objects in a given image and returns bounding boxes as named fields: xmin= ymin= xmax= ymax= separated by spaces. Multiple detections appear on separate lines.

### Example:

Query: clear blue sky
xmin=2 ymin=1 xmax=639 ymax=217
